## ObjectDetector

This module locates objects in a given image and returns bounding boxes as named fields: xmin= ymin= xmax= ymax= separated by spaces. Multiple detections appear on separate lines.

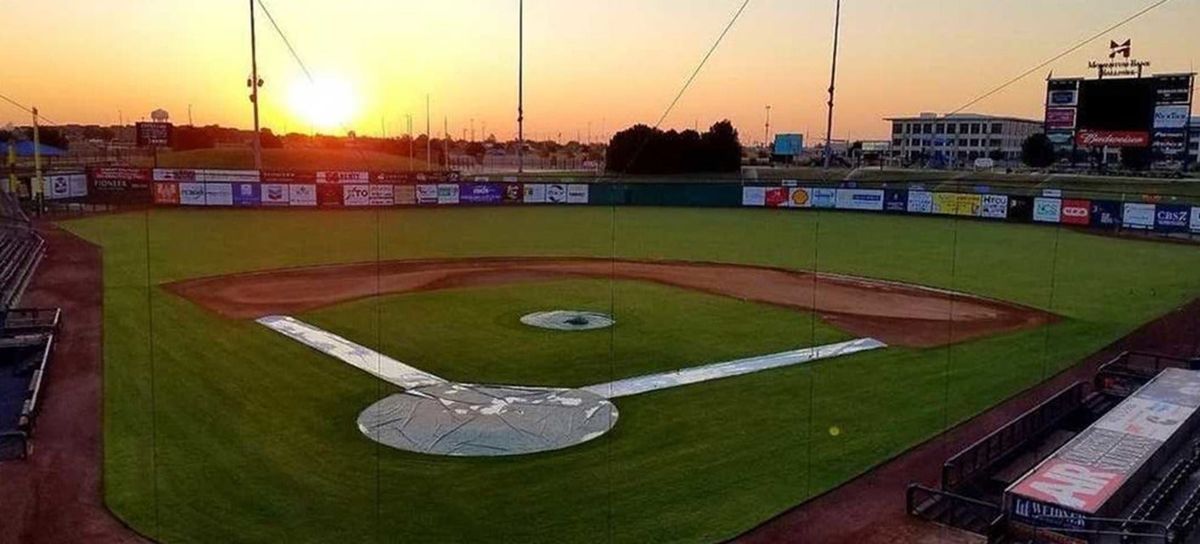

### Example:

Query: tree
xmin=1021 ymin=133 xmax=1055 ymax=168
xmin=465 ymin=141 xmax=486 ymax=162
xmin=260 ymin=128 xmax=283 ymax=149
xmin=605 ymin=120 xmax=742 ymax=174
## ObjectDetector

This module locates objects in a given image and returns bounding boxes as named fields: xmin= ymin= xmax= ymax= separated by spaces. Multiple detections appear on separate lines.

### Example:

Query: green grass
xmin=63 ymin=206 xmax=1200 ymax=543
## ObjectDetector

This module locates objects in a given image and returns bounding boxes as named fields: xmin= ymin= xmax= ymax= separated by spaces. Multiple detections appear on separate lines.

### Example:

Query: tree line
xmin=606 ymin=120 xmax=742 ymax=174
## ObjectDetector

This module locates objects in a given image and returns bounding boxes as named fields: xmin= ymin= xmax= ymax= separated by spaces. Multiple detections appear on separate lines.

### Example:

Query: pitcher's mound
xmin=521 ymin=310 xmax=615 ymax=331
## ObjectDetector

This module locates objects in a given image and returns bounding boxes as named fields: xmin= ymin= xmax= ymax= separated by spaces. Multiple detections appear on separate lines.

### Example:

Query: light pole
xmin=248 ymin=0 xmax=264 ymax=171
xmin=764 ymin=105 xmax=772 ymax=150
xmin=823 ymin=0 xmax=842 ymax=169
xmin=517 ymin=0 xmax=524 ymax=174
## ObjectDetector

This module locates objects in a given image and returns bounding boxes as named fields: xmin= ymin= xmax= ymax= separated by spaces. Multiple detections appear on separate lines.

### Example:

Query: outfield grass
xmin=64 ymin=206 xmax=1200 ymax=543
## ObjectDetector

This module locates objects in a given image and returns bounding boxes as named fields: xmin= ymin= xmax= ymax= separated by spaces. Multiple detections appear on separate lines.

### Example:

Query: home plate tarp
xmin=258 ymin=315 xmax=885 ymax=457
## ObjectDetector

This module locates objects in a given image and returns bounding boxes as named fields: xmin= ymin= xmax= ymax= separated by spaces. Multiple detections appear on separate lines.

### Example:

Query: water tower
xmin=151 ymin=109 xmax=170 ymax=123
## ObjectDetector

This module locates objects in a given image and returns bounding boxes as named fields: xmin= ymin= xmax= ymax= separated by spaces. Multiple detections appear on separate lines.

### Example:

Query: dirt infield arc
xmin=165 ymin=258 xmax=1054 ymax=348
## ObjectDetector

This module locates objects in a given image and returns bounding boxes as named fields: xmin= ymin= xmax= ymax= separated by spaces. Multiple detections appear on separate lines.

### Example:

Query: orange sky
xmin=2 ymin=0 xmax=1197 ymax=142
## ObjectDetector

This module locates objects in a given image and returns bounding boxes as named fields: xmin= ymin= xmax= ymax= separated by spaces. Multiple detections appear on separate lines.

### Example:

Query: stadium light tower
xmin=517 ymin=0 xmax=524 ymax=174
xmin=248 ymin=0 xmax=264 ymax=171
xmin=823 ymin=0 xmax=842 ymax=169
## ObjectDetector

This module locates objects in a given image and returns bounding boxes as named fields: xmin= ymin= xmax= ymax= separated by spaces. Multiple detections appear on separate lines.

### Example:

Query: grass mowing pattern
xmin=64 ymin=206 xmax=1200 ymax=543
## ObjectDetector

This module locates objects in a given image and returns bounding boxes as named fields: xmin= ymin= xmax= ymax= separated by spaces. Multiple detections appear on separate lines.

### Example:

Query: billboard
xmin=395 ymin=185 xmax=417 ymax=206
xmin=43 ymin=174 xmax=85 ymax=200
xmin=179 ymin=182 xmax=206 ymax=206
xmin=764 ymin=187 xmax=788 ymax=208
xmin=1045 ymin=108 xmax=1077 ymax=129
xmin=1060 ymin=199 xmax=1091 ymax=226
xmin=232 ymin=183 xmax=261 ymax=207
xmin=152 ymin=182 xmax=179 ymax=205
xmin=1154 ymin=204 xmax=1191 ymax=233
xmin=316 ymin=171 xmax=371 ymax=184
xmin=136 ymin=122 xmax=172 ymax=147
xmin=835 ymin=189 xmax=885 ymax=211
xmin=417 ymin=184 xmax=439 ymax=205
xmin=1154 ymin=105 xmax=1190 ymax=129
xmin=1076 ymin=130 xmax=1150 ymax=148
xmin=980 ymin=195 xmax=1009 ymax=219
xmin=932 ymin=193 xmax=959 ymax=215
xmin=1076 ymin=78 xmax=1155 ymax=147
xmin=1123 ymin=203 xmax=1156 ymax=230
xmin=502 ymin=183 xmax=523 ymax=204
xmin=546 ymin=184 xmax=569 ymax=204
xmin=460 ymin=183 xmax=503 ymax=204
xmin=1033 ymin=197 xmax=1062 ymax=223
xmin=342 ymin=185 xmax=372 ymax=207
xmin=288 ymin=184 xmax=318 ymax=207
xmin=907 ymin=191 xmax=933 ymax=214
xmin=742 ymin=186 xmax=766 ymax=207
xmin=955 ymin=194 xmax=983 ymax=217
xmin=773 ymin=134 xmax=804 ymax=156
xmin=883 ymin=190 xmax=907 ymax=213
xmin=567 ymin=184 xmax=589 ymax=204
xmin=436 ymin=184 xmax=460 ymax=205
xmin=204 ymin=183 xmax=234 ymax=206
xmin=261 ymin=184 xmax=289 ymax=206
xmin=811 ymin=188 xmax=837 ymax=209
xmin=369 ymin=185 xmax=395 ymax=206
xmin=1192 ymin=207 xmax=1200 ymax=233
xmin=1091 ymin=201 xmax=1123 ymax=228
xmin=522 ymin=184 xmax=546 ymax=204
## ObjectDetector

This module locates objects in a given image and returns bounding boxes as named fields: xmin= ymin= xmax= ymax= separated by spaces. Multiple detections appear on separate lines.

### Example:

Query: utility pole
xmin=517 ymin=0 xmax=525 ymax=174
xmin=188 ymin=104 xmax=194 ymax=126
xmin=425 ymin=95 xmax=432 ymax=169
xmin=32 ymin=108 xmax=44 ymax=212
xmin=764 ymin=105 xmax=772 ymax=150
xmin=823 ymin=0 xmax=842 ymax=169
xmin=444 ymin=116 xmax=450 ymax=170
xmin=406 ymin=114 xmax=413 ymax=172
xmin=248 ymin=0 xmax=264 ymax=171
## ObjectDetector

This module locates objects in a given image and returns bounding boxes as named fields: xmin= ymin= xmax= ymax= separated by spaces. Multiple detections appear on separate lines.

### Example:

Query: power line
xmin=651 ymin=0 xmax=752 ymax=130
xmin=947 ymin=0 xmax=1173 ymax=116
xmin=254 ymin=0 xmax=314 ymax=83
xmin=0 ymin=91 xmax=57 ymax=125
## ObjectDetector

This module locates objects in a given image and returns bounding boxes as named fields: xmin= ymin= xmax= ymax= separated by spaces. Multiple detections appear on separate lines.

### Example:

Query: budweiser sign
xmin=1075 ymin=130 xmax=1149 ymax=148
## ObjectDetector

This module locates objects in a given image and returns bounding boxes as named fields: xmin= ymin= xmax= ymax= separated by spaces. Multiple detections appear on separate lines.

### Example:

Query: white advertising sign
xmin=1154 ymin=105 xmax=1191 ymax=129
xmin=179 ymin=182 xmax=206 ymax=206
xmin=1123 ymin=203 xmax=1156 ymax=230
xmin=342 ymin=184 xmax=372 ymax=207
xmin=546 ymin=184 xmax=569 ymax=204
xmin=523 ymin=184 xmax=547 ymax=204
xmin=153 ymin=168 xmax=199 ymax=182
xmin=907 ymin=191 xmax=933 ymax=214
xmin=69 ymin=174 xmax=88 ymax=197
xmin=1033 ymin=197 xmax=1062 ymax=223
xmin=416 ymin=185 xmax=438 ymax=205
xmin=204 ymin=183 xmax=234 ymax=206
xmin=44 ymin=174 xmax=83 ymax=199
xmin=834 ymin=189 xmax=885 ymax=211
xmin=316 ymin=171 xmax=371 ymax=184
xmin=1191 ymin=207 xmax=1200 ymax=233
xmin=787 ymin=187 xmax=812 ymax=208
xmin=198 ymin=169 xmax=260 ymax=183
xmin=742 ymin=186 xmax=766 ymax=207
xmin=436 ymin=184 xmax=460 ymax=205
xmin=288 ymin=184 xmax=318 ymax=207
xmin=369 ymin=185 xmax=395 ymax=206
xmin=261 ymin=183 xmax=289 ymax=206
xmin=980 ymin=195 xmax=1009 ymax=219
xmin=566 ymin=184 xmax=589 ymax=204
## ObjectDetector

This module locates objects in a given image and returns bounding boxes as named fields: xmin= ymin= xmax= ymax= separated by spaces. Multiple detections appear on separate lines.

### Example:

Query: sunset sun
xmin=287 ymin=76 xmax=357 ymax=131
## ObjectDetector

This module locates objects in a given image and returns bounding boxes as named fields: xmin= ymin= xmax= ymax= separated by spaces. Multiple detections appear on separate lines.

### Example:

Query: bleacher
xmin=0 ymin=193 xmax=57 ymax=461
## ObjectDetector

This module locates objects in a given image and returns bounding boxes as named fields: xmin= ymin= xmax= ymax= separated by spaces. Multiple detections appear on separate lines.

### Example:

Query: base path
xmin=0 ymin=225 xmax=145 ymax=544
xmin=166 ymin=258 xmax=1054 ymax=348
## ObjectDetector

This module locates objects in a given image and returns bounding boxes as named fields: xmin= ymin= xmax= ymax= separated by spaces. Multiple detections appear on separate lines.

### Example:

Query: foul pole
xmin=823 ymin=0 xmax=842 ymax=169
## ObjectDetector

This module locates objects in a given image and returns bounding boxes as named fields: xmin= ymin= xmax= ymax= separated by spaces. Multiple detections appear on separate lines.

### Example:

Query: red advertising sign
xmin=764 ymin=187 xmax=788 ymax=207
xmin=1010 ymin=459 xmax=1125 ymax=514
xmin=1075 ymin=130 xmax=1150 ymax=148
xmin=153 ymin=183 xmax=180 ymax=205
xmin=317 ymin=184 xmax=344 ymax=207
xmin=1044 ymin=108 xmax=1077 ymax=129
xmin=1061 ymin=199 xmax=1091 ymax=225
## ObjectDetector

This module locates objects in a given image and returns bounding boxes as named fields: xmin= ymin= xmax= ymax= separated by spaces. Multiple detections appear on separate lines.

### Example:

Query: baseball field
xmin=61 ymin=205 xmax=1200 ymax=543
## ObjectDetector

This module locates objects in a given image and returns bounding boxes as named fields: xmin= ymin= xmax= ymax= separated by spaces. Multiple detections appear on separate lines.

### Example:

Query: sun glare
xmin=287 ymin=76 xmax=357 ymax=132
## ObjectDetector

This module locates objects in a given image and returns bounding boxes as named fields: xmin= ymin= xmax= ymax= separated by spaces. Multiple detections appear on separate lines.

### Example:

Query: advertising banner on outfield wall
xmin=233 ymin=183 xmax=260 ymax=207
xmin=1123 ymin=203 xmax=1156 ymax=230
xmin=764 ymin=187 xmax=788 ymax=207
xmin=262 ymin=171 xmax=317 ymax=184
xmin=1155 ymin=204 xmax=1192 ymax=233
xmin=417 ymin=184 xmax=439 ymax=205
xmin=460 ymin=183 xmax=503 ymax=204
xmin=1091 ymin=201 xmax=1123 ymax=228
xmin=288 ymin=184 xmax=317 ymax=207
xmin=835 ymin=189 xmax=885 ymax=211
xmin=907 ymin=191 xmax=933 ymax=214
xmin=342 ymin=185 xmax=372 ymax=207
xmin=437 ymin=184 xmax=460 ymax=205
xmin=204 ymin=183 xmax=234 ymax=207
xmin=317 ymin=184 xmax=343 ymax=207
xmin=69 ymin=175 xmax=87 ymax=198
xmin=503 ymin=183 xmax=522 ymax=203
xmin=89 ymin=168 xmax=152 ymax=203
xmin=395 ymin=185 xmax=417 ymax=206
xmin=742 ymin=186 xmax=766 ymax=207
xmin=956 ymin=194 xmax=983 ymax=217
xmin=1060 ymin=199 xmax=1091 ymax=226
xmin=316 ymin=171 xmax=370 ymax=184
xmin=369 ymin=185 xmax=395 ymax=206
xmin=1033 ymin=197 xmax=1062 ymax=223
xmin=932 ymin=193 xmax=958 ymax=215
xmin=372 ymin=172 xmax=410 ymax=184
xmin=546 ymin=184 xmax=568 ymax=204
xmin=262 ymin=184 xmax=289 ymax=206
xmin=884 ymin=190 xmax=907 ymax=212
xmin=523 ymin=184 xmax=546 ymax=204
xmin=43 ymin=174 xmax=85 ymax=200
xmin=1191 ymin=207 xmax=1200 ymax=233
xmin=1007 ymin=196 xmax=1033 ymax=223
xmin=980 ymin=195 xmax=1009 ymax=219
xmin=153 ymin=182 xmax=180 ymax=205
xmin=812 ymin=188 xmax=837 ymax=209
xmin=179 ymin=182 xmax=206 ymax=206
xmin=789 ymin=187 xmax=812 ymax=208
xmin=567 ymin=184 xmax=589 ymax=204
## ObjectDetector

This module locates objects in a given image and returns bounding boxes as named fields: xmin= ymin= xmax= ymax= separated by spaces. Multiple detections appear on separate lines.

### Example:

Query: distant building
xmin=885 ymin=113 xmax=1041 ymax=166
xmin=1190 ymin=117 xmax=1200 ymax=165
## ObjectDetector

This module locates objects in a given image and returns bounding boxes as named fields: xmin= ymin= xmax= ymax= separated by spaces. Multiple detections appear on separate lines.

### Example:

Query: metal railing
xmin=906 ymin=483 xmax=1005 ymax=541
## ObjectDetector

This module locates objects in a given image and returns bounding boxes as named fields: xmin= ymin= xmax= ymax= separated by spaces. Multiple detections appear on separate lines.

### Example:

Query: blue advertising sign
xmin=883 ymin=189 xmax=908 ymax=213
xmin=1090 ymin=201 xmax=1123 ymax=229
xmin=811 ymin=188 xmax=837 ymax=208
xmin=459 ymin=183 xmax=503 ymax=204
xmin=1154 ymin=204 xmax=1192 ymax=233
xmin=773 ymin=134 xmax=804 ymax=156
xmin=232 ymin=182 xmax=261 ymax=207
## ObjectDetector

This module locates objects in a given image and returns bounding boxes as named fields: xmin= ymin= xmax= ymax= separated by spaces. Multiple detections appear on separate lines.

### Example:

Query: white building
xmin=886 ymin=113 xmax=1041 ymax=166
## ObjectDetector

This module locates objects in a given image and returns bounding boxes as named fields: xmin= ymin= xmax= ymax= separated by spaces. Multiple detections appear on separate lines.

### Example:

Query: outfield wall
xmin=78 ymin=167 xmax=1200 ymax=236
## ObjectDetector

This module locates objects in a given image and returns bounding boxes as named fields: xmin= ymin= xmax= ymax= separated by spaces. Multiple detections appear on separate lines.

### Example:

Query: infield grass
xmin=63 ymin=206 xmax=1200 ymax=543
